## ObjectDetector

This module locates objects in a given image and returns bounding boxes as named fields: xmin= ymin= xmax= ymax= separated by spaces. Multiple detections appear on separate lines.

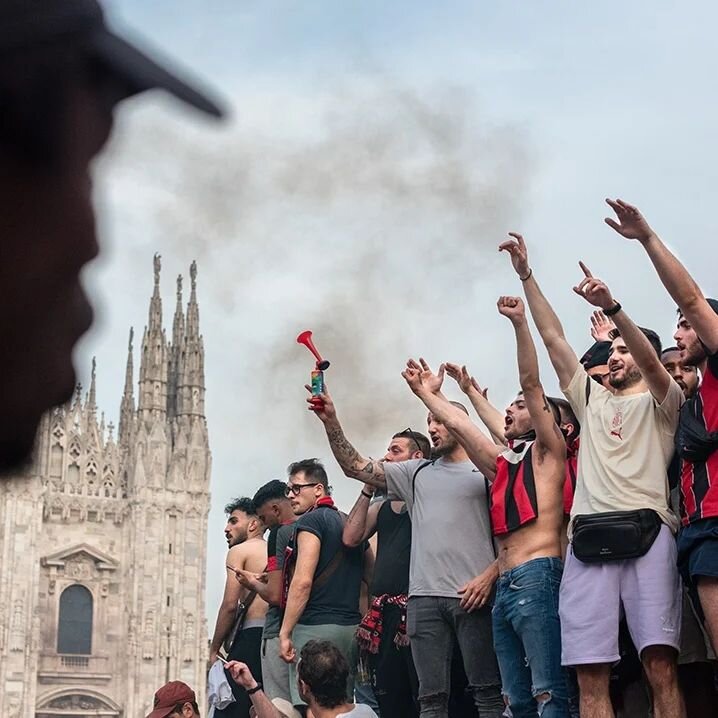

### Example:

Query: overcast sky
xmin=80 ymin=0 xmax=718 ymax=616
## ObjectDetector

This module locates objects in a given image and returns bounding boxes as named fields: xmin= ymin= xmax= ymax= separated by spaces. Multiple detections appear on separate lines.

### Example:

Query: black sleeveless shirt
xmin=371 ymin=500 xmax=412 ymax=597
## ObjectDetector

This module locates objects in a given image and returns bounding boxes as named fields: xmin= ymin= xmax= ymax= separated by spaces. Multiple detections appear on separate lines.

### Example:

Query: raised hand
xmin=497 ymin=295 xmax=526 ymax=325
xmin=590 ymin=309 xmax=616 ymax=342
xmin=402 ymin=358 xmax=445 ymax=395
xmin=445 ymin=362 xmax=489 ymax=398
xmin=305 ymin=384 xmax=337 ymax=423
xmin=604 ymin=198 xmax=655 ymax=243
xmin=573 ymin=262 xmax=615 ymax=310
xmin=498 ymin=232 xmax=531 ymax=279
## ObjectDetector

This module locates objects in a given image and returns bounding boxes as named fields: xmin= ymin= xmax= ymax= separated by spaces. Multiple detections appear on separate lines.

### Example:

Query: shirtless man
xmin=211 ymin=497 xmax=268 ymax=718
xmin=401 ymin=299 xmax=569 ymax=717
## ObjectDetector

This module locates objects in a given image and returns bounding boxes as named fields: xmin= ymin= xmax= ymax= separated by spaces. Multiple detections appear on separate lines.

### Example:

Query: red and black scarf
xmin=490 ymin=438 xmax=537 ymax=536
xmin=356 ymin=594 xmax=409 ymax=654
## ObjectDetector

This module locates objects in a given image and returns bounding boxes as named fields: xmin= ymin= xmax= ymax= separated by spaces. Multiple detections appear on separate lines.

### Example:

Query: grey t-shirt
xmin=384 ymin=458 xmax=495 ymax=598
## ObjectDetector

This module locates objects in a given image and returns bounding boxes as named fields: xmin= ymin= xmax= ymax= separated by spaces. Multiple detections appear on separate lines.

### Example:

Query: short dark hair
xmin=287 ymin=458 xmax=329 ymax=488
xmin=661 ymin=346 xmax=680 ymax=356
xmin=252 ymin=480 xmax=290 ymax=509
xmin=550 ymin=396 xmax=580 ymax=439
xmin=392 ymin=429 xmax=431 ymax=458
xmin=298 ymin=640 xmax=349 ymax=708
xmin=224 ymin=497 xmax=255 ymax=516
xmin=608 ymin=326 xmax=662 ymax=358
xmin=677 ymin=299 xmax=718 ymax=318
xmin=544 ymin=396 xmax=562 ymax=427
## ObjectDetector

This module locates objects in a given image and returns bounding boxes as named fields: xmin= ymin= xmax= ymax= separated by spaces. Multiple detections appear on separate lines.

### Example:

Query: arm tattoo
xmin=325 ymin=423 xmax=385 ymax=487
xmin=327 ymin=425 xmax=362 ymax=469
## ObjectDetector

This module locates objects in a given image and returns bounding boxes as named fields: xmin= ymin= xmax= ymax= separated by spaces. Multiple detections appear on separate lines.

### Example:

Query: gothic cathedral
xmin=0 ymin=257 xmax=212 ymax=717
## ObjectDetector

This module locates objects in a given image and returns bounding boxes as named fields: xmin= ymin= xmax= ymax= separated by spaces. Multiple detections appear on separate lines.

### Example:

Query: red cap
xmin=146 ymin=681 xmax=196 ymax=718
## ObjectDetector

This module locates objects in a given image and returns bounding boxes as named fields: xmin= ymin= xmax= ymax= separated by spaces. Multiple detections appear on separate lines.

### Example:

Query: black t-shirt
xmin=371 ymin=501 xmax=411 ymax=597
xmin=294 ymin=506 xmax=363 ymax=626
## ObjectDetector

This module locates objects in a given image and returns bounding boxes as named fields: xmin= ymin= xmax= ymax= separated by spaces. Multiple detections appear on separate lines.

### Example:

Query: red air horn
xmin=297 ymin=330 xmax=330 ymax=410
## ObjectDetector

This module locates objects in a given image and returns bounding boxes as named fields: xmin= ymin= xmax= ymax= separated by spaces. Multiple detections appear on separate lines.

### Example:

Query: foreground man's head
xmin=0 ymin=0 xmax=222 ymax=472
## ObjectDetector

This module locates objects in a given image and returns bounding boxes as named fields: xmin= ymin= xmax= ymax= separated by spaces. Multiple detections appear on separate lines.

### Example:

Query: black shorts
xmin=677 ymin=517 xmax=718 ymax=581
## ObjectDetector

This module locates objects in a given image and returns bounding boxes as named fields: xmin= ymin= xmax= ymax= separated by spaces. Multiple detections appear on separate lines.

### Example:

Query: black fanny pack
xmin=572 ymin=509 xmax=662 ymax=563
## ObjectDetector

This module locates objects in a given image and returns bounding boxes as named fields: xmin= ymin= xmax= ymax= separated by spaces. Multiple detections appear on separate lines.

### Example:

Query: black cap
xmin=581 ymin=341 xmax=611 ymax=370
xmin=0 ymin=0 xmax=224 ymax=118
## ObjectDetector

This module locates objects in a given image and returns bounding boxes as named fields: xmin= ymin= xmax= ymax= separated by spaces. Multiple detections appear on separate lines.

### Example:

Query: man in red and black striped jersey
xmin=401 ymin=294 xmax=570 ymax=718
xmin=605 ymin=198 xmax=718 ymax=654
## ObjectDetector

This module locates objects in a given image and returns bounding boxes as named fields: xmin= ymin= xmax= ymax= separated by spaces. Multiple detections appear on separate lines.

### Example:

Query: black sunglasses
xmin=285 ymin=482 xmax=320 ymax=497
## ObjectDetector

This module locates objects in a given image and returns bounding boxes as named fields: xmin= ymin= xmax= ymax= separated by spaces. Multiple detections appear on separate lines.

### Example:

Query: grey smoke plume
xmin=106 ymin=80 xmax=533 ymax=446
xmin=99 ymin=77 xmax=535 ymax=614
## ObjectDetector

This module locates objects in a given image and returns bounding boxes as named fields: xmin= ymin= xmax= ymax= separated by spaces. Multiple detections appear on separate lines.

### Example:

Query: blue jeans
xmin=492 ymin=557 xmax=569 ymax=718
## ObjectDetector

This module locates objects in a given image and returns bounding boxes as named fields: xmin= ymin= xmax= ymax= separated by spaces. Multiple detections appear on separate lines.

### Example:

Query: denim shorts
xmin=677 ymin=517 xmax=718 ymax=581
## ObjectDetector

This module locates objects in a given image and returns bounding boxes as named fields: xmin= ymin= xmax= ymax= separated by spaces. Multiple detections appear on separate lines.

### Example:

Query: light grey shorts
xmin=261 ymin=636 xmax=292 ymax=702
xmin=559 ymin=524 xmax=682 ymax=666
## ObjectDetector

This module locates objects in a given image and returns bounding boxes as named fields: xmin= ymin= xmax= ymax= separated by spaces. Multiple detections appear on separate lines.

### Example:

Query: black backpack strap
xmin=411 ymin=460 xmax=434 ymax=503
xmin=585 ymin=375 xmax=592 ymax=406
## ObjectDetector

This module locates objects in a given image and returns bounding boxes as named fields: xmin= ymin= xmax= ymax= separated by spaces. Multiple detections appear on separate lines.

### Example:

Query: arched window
xmin=57 ymin=585 xmax=93 ymax=654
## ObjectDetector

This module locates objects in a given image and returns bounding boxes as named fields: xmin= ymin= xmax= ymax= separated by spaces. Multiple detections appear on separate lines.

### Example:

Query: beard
xmin=609 ymin=364 xmax=642 ymax=390
xmin=431 ymin=435 xmax=458 ymax=459
xmin=682 ymin=341 xmax=707 ymax=367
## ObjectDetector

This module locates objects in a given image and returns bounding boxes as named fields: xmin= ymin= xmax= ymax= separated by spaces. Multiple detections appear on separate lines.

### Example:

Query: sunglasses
xmin=285 ymin=482 xmax=320 ymax=497
xmin=400 ymin=427 xmax=424 ymax=455
xmin=590 ymin=372 xmax=610 ymax=385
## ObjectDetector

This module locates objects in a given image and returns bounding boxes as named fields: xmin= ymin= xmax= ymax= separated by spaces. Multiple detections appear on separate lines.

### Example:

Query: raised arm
xmin=498 ymin=296 xmax=566 ymax=457
xmin=445 ymin=363 xmax=506 ymax=445
xmin=499 ymin=233 xmax=580 ymax=388
xmin=307 ymin=386 xmax=386 ymax=491
xmin=402 ymin=359 xmax=501 ymax=479
xmin=605 ymin=198 xmax=718 ymax=354
xmin=573 ymin=262 xmax=673 ymax=403
xmin=343 ymin=490 xmax=382 ymax=547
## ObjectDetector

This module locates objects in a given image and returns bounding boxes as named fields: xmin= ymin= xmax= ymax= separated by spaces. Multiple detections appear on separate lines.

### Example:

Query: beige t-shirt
xmin=562 ymin=364 xmax=683 ymax=534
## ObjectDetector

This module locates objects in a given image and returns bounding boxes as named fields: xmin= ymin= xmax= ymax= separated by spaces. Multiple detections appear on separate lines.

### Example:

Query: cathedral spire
xmin=149 ymin=253 xmax=163 ymax=332
xmin=138 ymin=256 xmax=169 ymax=419
xmin=87 ymin=357 xmax=97 ymax=413
xmin=177 ymin=261 xmax=205 ymax=417
xmin=119 ymin=328 xmax=135 ymax=445
xmin=168 ymin=275 xmax=185 ymax=419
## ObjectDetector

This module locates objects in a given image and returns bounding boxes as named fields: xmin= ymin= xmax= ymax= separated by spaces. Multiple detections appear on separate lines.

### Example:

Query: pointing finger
xmin=578 ymin=261 xmax=593 ymax=278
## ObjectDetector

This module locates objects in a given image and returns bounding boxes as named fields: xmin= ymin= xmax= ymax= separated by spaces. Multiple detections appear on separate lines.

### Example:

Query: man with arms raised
xmin=310 ymin=390 xmax=503 ymax=717
xmin=500 ymin=233 xmax=685 ymax=718
xmin=211 ymin=498 xmax=268 ymax=718
xmin=400 ymin=296 xmax=569 ymax=717
xmin=343 ymin=428 xmax=431 ymax=718
xmin=603 ymin=199 xmax=718 ymax=653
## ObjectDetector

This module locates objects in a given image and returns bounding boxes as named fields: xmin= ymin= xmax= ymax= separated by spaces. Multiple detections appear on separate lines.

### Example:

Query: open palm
xmin=604 ymin=198 xmax=654 ymax=242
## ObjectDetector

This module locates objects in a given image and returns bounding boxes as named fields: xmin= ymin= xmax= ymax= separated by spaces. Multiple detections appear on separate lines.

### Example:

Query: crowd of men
xmin=191 ymin=203 xmax=717 ymax=718
xmin=2 ymin=4 xmax=718 ymax=718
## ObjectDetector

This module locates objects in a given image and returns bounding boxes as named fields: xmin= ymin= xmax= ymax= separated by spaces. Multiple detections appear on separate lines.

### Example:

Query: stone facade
xmin=0 ymin=257 xmax=211 ymax=717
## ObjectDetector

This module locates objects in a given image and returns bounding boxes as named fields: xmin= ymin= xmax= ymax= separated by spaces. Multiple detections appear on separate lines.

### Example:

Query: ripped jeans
xmin=407 ymin=596 xmax=504 ymax=717
xmin=492 ymin=557 xmax=569 ymax=717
